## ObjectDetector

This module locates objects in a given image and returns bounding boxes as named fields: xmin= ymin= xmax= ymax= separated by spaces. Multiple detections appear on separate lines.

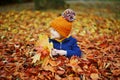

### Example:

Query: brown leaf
xmin=111 ymin=69 xmax=120 ymax=76
xmin=56 ymin=70 xmax=65 ymax=75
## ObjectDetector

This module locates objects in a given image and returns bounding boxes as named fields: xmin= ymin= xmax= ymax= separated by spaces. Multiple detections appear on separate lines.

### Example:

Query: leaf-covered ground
xmin=0 ymin=4 xmax=120 ymax=80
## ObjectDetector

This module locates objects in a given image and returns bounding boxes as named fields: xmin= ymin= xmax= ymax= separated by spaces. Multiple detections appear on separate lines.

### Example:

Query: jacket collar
xmin=55 ymin=35 xmax=71 ymax=42
xmin=50 ymin=36 xmax=72 ymax=43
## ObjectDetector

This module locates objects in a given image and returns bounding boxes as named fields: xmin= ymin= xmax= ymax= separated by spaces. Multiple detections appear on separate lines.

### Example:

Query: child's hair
xmin=50 ymin=9 xmax=76 ymax=38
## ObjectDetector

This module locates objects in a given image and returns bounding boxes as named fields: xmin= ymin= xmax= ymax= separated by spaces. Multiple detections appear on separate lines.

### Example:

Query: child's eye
xmin=53 ymin=29 xmax=56 ymax=31
xmin=49 ymin=28 xmax=56 ymax=32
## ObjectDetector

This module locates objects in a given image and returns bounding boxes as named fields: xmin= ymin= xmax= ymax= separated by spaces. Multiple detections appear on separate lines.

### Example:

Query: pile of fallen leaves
xmin=0 ymin=10 xmax=120 ymax=80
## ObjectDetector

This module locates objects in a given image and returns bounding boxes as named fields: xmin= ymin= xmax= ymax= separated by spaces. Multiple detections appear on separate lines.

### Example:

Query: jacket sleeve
xmin=66 ymin=39 xmax=82 ymax=58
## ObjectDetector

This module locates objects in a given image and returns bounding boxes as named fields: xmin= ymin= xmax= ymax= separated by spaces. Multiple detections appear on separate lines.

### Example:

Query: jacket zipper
xmin=60 ymin=42 xmax=62 ymax=50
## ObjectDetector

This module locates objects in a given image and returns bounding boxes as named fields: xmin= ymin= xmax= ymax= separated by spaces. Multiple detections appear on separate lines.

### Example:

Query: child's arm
xmin=66 ymin=39 xmax=82 ymax=57
xmin=54 ymin=39 xmax=82 ymax=58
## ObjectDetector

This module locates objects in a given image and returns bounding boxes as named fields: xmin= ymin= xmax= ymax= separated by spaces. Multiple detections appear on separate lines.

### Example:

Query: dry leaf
xmin=90 ymin=73 xmax=99 ymax=80
xmin=111 ymin=69 xmax=120 ymax=76
xmin=43 ymin=64 xmax=55 ymax=72
xmin=32 ymin=54 xmax=40 ymax=63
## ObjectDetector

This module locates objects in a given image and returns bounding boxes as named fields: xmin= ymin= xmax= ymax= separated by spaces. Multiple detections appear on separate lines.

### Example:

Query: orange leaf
xmin=111 ymin=69 xmax=120 ymax=76
xmin=43 ymin=65 xmax=55 ymax=73
xmin=56 ymin=70 xmax=65 ymax=75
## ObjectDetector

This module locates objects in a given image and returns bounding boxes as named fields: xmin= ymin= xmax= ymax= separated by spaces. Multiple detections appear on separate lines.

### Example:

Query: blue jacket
xmin=49 ymin=36 xmax=82 ymax=58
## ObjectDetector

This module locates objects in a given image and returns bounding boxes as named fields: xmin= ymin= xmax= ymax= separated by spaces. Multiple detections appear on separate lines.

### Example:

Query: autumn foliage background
xmin=0 ymin=1 xmax=120 ymax=80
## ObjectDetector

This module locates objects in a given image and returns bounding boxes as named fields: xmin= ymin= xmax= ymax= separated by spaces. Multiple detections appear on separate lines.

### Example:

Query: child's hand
xmin=51 ymin=49 xmax=67 ymax=56
xmin=51 ymin=49 xmax=58 ymax=56
xmin=55 ymin=50 xmax=67 ymax=56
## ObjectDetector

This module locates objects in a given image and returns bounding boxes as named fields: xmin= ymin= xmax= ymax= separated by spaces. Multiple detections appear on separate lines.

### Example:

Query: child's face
xmin=50 ymin=28 xmax=61 ymax=39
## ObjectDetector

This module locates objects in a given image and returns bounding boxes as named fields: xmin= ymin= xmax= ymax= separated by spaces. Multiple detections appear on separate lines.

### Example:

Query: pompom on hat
xmin=50 ymin=9 xmax=76 ymax=38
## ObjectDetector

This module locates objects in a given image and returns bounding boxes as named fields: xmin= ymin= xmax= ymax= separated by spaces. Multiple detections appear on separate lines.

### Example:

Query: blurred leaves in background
xmin=34 ymin=0 xmax=68 ymax=10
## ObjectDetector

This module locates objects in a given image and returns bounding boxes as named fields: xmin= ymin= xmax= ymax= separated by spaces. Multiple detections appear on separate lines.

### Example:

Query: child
xmin=49 ymin=9 xmax=82 ymax=58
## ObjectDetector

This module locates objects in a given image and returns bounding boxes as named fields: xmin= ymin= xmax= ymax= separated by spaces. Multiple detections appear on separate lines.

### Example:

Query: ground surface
xmin=0 ymin=1 xmax=120 ymax=80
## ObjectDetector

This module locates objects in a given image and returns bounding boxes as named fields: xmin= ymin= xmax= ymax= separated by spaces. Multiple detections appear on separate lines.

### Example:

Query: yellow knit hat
xmin=50 ymin=9 xmax=75 ymax=38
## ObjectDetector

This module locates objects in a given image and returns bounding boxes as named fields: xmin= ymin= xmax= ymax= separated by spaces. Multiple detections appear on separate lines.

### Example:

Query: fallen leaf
xmin=90 ymin=73 xmax=99 ymax=80
xmin=32 ymin=54 xmax=40 ymax=63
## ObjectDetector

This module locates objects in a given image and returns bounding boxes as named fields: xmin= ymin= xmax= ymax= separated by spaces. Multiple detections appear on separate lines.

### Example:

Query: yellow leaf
xmin=70 ymin=58 xmax=78 ymax=66
xmin=37 ymin=34 xmax=49 ymax=47
xmin=36 ymin=34 xmax=53 ymax=57
xmin=90 ymin=73 xmax=99 ymax=80
xmin=32 ymin=54 xmax=40 ymax=63
xmin=41 ymin=56 xmax=50 ymax=67
xmin=12 ymin=29 xmax=18 ymax=34
xmin=48 ymin=59 xmax=58 ymax=66
xmin=49 ymin=42 xmax=53 ymax=57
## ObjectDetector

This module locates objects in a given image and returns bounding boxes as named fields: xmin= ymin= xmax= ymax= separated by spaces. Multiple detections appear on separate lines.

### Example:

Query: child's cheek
xmin=51 ymin=34 xmax=59 ymax=39
xmin=50 ymin=34 xmax=56 ymax=39
xmin=50 ymin=31 xmax=56 ymax=39
xmin=50 ymin=30 xmax=54 ymax=38
xmin=51 ymin=32 xmax=61 ymax=39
